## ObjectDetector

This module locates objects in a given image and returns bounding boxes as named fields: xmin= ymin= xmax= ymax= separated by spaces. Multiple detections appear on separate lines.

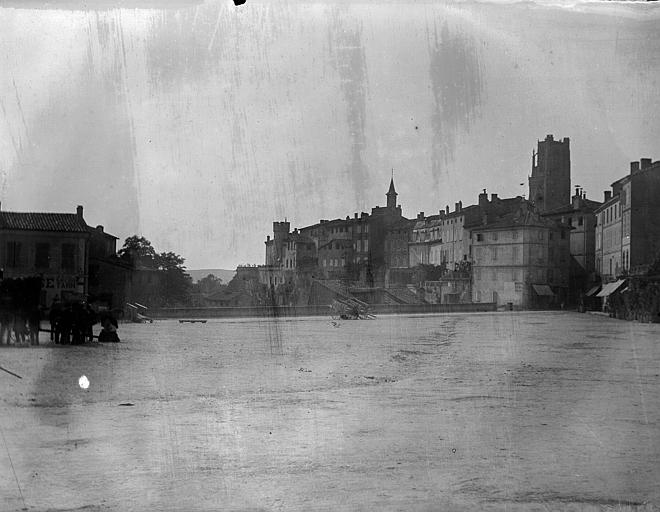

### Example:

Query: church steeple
xmin=387 ymin=173 xmax=397 ymax=209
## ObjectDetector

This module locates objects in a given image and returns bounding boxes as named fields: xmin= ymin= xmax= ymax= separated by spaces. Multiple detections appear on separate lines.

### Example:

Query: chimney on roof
xmin=546 ymin=134 xmax=554 ymax=141
xmin=458 ymin=201 xmax=463 ymax=211
xmin=417 ymin=212 xmax=424 ymax=220
xmin=478 ymin=189 xmax=488 ymax=208
xmin=490 ymin=194 xmax=498 ymax=202
xmin=641 ymin=158 xmax=652 ymax=170
xmin=604 ymin=190 xmax=612 ymax=202
xmin=76 ymin=205 xmax=83 ymax=219
xmin=445 ymin=205 xmax=449 ymax=215
xmin=96 ymin=225 xmax=104 ymax=232
xmin=354 ymin=213 xmax=358 ymax=219
xmin=630 ymin=161 xmax=640 ymax=174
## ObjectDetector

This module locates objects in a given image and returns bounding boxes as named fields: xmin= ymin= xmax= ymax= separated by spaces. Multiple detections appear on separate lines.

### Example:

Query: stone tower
xmin=272 ymin=221 xmax=290 ymax=263
xmin=528 ymin=134 xmax=571 ymax=213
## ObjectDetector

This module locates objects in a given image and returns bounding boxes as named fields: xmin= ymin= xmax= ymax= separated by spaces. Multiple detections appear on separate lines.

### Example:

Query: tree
xmin=119 ymin=236 xmax=192 ymax=307
xmin=195 ymin=274 xmax=225 ymax=295
xmin=118 ymin=236 xmax=157 ymax=268
xmin=155 ymin=251 xmax=191 ymax=306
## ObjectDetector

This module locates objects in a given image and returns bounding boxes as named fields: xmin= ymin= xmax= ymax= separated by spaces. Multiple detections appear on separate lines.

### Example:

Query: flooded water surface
xmin=1 ymin=312 xmax=659 ymax=511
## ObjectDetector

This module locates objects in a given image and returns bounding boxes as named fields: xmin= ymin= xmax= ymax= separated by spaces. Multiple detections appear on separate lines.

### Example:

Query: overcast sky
xmin=1 ymin=0 xmax=659 ymax=269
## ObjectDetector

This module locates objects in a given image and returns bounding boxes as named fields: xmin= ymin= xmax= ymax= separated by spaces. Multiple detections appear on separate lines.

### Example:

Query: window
xmin=515 ymin=282 xmax=523 ymax=292
xmin=492 ymin=247 xmax=498 ymax=261
xmin=578 ymin=216 xmax=583 ymax=226
xmin=512 ymin=246 xmax=519 ymax=263
xmin=492 ymin=232 xmax=498 ymax=241
xmin=567 ymin=217 xmax=572 ymax=226
xmin=561 ymin=230 xmax=566 ymax=240
xmin=61 ymin=244 xmax=76 ymax=272
xmin=538 ymin=231 xmax=544 ymax=241
xmin=476 ymin=233 xmax=483 ymax=242
xmin=6 ymin=241 xmax=22 ymax=267
xmin=512 ymin=230 xmax=518 ymax=240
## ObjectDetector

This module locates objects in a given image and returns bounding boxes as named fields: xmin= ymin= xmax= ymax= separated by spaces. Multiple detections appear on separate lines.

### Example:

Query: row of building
xmin=0 ymin=203 xmax=141 ymax=311
xmin=257 ymin=135 xmax=660 ymax=309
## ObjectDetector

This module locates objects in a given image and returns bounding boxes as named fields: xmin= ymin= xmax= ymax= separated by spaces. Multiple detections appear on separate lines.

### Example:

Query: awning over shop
xmin=585 ymin=285 xmax=601 ymax=297
xmin=532 ymin=284 xmax=555 ymax=296
xmin=596 ymin=279 xmax=626 ymax=298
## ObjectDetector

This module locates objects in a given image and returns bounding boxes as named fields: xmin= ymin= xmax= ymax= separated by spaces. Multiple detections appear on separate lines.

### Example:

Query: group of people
xmin=0 ymin=304 xmax=41 ymax=345
xmin=48 ymin=298 xmax=120 ymax=344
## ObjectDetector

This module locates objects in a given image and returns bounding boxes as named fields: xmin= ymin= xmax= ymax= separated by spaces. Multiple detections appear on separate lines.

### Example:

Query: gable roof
xmin=541 ymin=198 xmax=602 ymax=216
xmin=473 ymin=201 xmax=566 ymax=231
xmin=0 ymin=211 xmax=89 ymax=233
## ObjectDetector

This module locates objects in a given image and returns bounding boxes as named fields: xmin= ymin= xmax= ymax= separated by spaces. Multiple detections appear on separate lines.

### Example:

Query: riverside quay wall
xmin=149 ymin=302 xmax=497 ymax=319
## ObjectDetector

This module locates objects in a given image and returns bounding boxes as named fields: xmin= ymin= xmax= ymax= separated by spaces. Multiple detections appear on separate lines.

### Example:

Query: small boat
xmin=179 ymin=319 xmax=208 ymax=324
xmin=330 ymin=299 xmax=375 ymax=320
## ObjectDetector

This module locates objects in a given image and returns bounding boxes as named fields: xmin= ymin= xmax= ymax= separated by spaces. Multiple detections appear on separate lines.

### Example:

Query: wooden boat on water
xmin=179 ymin=319 xmax=208 ymax=324
xmin=330 ymin=298 xmax=375 ymax=320
xmin=126 ymin=303 xmax=153 ymax=323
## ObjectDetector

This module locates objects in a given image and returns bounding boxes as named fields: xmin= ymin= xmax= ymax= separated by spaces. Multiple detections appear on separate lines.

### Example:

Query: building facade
xmin=87 ymin=224 xmax=133 ymax=310
xmin=541 ymin=187 xmax=602 ymax=300
xmin=263 ymin=177 xmax=408 ymax=288
xmin=471 ymin=199 xmax=570 ymax=308
xmin=0 ymin=205 xmax=90 ymax=306
xmin=595 ymin=159 xmax=660 ymax=281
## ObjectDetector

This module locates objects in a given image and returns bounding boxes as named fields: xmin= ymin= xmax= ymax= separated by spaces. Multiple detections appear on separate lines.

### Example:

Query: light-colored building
xmin=595 ymin=158 xmax=660 ymax=281
xmin=594 ymin=188 xmax=622 ymax=282
xmin=471 ymin=200 xmax=570 ymax=308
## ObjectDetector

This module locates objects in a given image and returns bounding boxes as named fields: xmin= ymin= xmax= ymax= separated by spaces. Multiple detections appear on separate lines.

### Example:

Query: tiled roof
xmin=542 ymin=199 xmax=602 ymax=216
xmin=474 ymin=207 xmax=563 ymax=230
xmin=0 ymin=211 xmax=89 ymax=233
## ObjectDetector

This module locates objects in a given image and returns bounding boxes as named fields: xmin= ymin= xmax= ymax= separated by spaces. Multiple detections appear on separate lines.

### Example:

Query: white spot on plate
xmin=79 ymin=375 xmax=90 ymax=389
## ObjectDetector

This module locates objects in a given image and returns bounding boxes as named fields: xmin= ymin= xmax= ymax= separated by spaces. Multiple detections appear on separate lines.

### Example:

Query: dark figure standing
xmin=49 ymin=297 xmax=62 ymax=343
xmin=0 ymin=304 xmax=12 ymax=344
xmin=12 ymin=311 xmax=27 ymax=345
xmin=85 ymin=303 xmax=97 ymax=342
xmin=27 ymin=307 xmax=40 ymax=345
xmin=59 ymin=305 xmax=72 ymax=345
xmin=71 ymin=303 xmax=86 ymax=345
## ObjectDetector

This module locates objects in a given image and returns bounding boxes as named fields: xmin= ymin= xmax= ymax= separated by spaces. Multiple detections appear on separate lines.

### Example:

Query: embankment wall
xmin=149 ymin=302 xmax=497 ymax=319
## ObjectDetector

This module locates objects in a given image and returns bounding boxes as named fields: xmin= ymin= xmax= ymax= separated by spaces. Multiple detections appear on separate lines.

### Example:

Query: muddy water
xmin=0 ymin=312 xmax=659 ymax=511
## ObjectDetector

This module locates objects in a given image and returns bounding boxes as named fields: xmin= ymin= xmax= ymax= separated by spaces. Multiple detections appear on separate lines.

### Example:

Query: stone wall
xmin=150 ymin=302 xmax=497 ymax=319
